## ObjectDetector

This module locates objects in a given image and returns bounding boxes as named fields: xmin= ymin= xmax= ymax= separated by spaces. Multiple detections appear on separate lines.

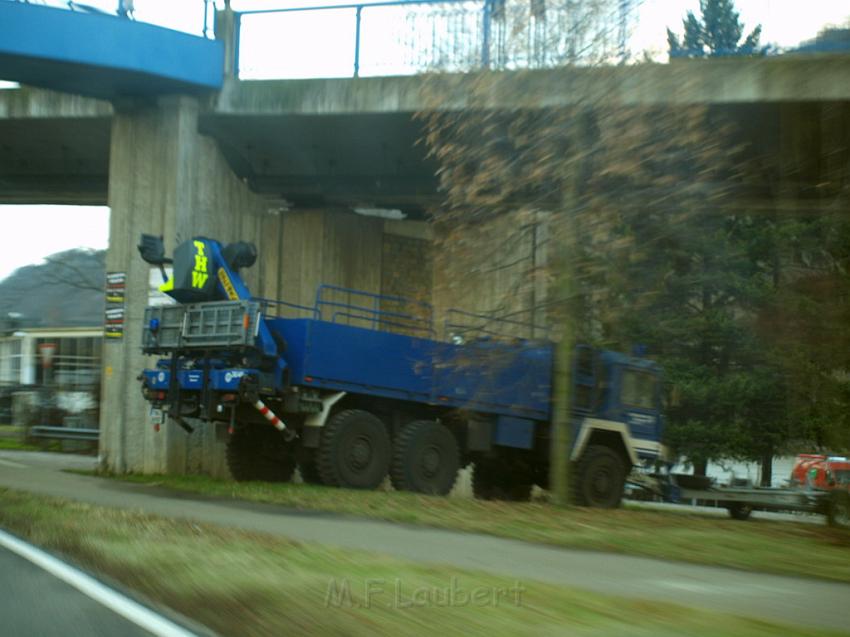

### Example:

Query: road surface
xmin=0 ymin=543 xmax=157 ymax=637
xmin=1 ymin=450 xmax=849 ymax=633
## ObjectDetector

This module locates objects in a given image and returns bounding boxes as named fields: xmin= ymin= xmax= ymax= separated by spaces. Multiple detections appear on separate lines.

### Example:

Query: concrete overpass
xmin=4 ymin=52 xmax=849 ymax=209
xmin=1 ymin=3 xmax=849 ymax=475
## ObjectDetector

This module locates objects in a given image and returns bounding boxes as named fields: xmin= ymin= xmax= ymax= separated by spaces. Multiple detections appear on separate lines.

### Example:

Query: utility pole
xmin=548 ymin=109 xmax=592 ymax=507
xmin=547 ymin=208 xmax=578 ymax=507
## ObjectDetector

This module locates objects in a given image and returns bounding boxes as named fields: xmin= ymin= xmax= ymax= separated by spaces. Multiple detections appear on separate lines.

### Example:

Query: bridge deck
xmin=0 ymin=2 xmax=222 ymax=99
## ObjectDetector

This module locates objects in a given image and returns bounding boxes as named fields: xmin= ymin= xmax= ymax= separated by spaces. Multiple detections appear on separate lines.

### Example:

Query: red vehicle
xmin=790 ymin=454 xmax=850 ymax=492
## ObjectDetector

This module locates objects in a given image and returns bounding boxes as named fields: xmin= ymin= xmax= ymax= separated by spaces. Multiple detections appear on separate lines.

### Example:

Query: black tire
xmin=827 ymin=491 xmax=850 ymax=529
xmin=472 ymin=454 xmax=533 ymax=501
xmin=573 ymin=445 xmax=627 ymax=508
xmin=726 ymin=503 xmax=753 ymax=521
xmin=317 ymin=409 xmax=391 ymax=489
xmin=226 ymin=424 xmax=296 ymax=482
xmin=391 ymin=420 xmax=460 ymax=495
xmin=296 ymin=446 xmax=323 ymax=485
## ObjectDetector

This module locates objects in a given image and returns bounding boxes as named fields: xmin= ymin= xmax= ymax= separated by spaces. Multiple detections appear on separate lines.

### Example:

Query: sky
xmin=0 ymin=0 xmax=847 ymax=281
xmin=0 ymin=206 xmax=110 ymax=280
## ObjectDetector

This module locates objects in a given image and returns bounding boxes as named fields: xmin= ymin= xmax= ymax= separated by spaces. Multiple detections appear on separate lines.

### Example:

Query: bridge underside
xmin=0 ymin=115 xmax=110 ymax=205
xmin=200 ymin=112 xmax=438 ymax=215
xmin=1 ymin=90 xmax=846 ymax=219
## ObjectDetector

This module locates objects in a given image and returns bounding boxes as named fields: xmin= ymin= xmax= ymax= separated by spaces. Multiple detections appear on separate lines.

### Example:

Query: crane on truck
xmin=137 ymin=234 xmax=667 ymax=507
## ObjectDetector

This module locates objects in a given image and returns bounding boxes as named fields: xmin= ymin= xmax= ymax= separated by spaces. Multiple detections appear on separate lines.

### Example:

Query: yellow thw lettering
xmin=192 ymin=271 xmax=209 ymax=288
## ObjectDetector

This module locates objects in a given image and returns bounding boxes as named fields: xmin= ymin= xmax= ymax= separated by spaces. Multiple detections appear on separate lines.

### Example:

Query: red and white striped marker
xmin=253 ymin=399 xmax=294 ymax=439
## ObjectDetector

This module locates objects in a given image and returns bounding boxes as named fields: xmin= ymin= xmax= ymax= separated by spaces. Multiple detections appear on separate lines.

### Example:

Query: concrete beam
xmin=215 ymin=54 xmax=850 ymax=117
xmin=0 ymin=175 xmax=107 ymax=205
xmin=0 ymin=86 xmax=111 ymax=118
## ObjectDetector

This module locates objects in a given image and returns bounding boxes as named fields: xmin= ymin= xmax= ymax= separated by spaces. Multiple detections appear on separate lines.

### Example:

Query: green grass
xmin=0 ymin=488 xmax=842 ymax=637
xmin=0 ymin=438 xmax=41 ymax=451
xmin=77 ymin=470 xmax=850 ymax=584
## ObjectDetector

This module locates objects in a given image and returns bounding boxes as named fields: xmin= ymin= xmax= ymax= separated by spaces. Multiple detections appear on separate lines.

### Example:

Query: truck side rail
xmin=315 ymin=284 xmax=434 ymax=335
xmin=444 ymin=308 xmax=548 ymax=342
xmin=253 ymin=297 xmax=320 ymax=320
xmin=330 ymin=311 xmax=436 ymax=337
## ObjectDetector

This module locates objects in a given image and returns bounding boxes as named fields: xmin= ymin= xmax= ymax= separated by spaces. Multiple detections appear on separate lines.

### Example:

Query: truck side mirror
xmin=137 ymin=234 xmax=171 ymax=266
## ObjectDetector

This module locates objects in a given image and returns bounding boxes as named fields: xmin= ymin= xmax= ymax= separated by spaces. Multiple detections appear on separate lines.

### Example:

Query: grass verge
xmin=0 ymin=488 xmax=842 ymax=637
xmin=77 ymin=470 xmax=850 ymax=584
xmin=0 ymin=438 xmax=41 ymax=451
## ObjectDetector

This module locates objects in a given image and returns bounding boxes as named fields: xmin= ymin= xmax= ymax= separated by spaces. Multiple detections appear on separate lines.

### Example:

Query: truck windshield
xmin=620 ymin=369 xmax=656 ymax=410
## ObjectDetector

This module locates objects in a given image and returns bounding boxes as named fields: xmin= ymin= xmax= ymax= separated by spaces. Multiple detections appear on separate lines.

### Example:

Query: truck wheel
xmin=317 ymin=409 xmax=390 ymax=489
xmin=296 ymin=446 xmax=323 ymax=485
xmin=726 ymin=503 xmax=753 ymax=521
xmin=573 ymin=445 xmax=626 ymax=508
xmin=472 ymin=455 xmax=533 ymax=501
xmin=226 ymin=424 xmax=296 ymax=482
xmin=828 ymin=491 xmax=850 ymax=529
xmin=391 ymin=420 xmax=459 ymax=495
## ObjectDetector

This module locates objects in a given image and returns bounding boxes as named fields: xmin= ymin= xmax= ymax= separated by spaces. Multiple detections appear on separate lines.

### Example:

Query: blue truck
xmin=137 ymin=234 xmax=666 ymax=506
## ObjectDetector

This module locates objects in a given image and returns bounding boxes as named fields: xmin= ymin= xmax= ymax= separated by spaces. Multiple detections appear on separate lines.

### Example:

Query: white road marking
xmin=0 ymin=528 xmax=197 ymax=637
xmin=0 ymin=458 xmax=27 ymax=469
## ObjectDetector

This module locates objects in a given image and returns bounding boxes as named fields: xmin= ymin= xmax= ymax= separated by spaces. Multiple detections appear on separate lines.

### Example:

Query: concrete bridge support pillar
xmin=98 ymin=97 xmax=434 ymax=478
xmin=99 ymin=95 xmax=272 ymax=476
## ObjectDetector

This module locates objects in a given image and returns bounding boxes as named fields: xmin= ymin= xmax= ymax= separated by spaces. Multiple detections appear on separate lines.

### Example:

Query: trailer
xmin=631 ymin=469 xmax=850 ymax=528
xmin=137 ymin=234 xmax=667 ymax=506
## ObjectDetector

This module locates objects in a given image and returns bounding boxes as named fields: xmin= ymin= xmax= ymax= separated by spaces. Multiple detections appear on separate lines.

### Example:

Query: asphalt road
xmin=1 ymin=450 xmax=849 ymax=633
xmin=0 ymin=544 xmax=155 ymax=637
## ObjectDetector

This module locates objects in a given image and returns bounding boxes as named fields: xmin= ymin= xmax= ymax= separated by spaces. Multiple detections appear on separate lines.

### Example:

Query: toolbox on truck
xmin=143 ymin=300 xmax=263 ymax=353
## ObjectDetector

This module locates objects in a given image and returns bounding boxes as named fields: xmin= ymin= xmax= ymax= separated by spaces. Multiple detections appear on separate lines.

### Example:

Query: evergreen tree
xmin=667 ymin=0 xmax=763 ymax=58
xmin=586 ymin=106 xmax=786 ymax=473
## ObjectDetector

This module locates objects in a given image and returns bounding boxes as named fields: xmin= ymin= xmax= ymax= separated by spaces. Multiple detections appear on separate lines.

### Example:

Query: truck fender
xmin=304 ymin=391 xmax=347 ymax=428
xmin=570 ymin=418 xmax=640 ymax=466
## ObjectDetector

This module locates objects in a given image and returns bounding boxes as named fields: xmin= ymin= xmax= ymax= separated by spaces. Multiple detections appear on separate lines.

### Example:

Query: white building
xmin=0 ymin=326 xmax=102 ymax=388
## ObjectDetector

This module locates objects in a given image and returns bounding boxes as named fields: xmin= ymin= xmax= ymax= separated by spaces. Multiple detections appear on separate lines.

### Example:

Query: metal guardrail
xmin=29 ymin=425 xmax=98 ymax=441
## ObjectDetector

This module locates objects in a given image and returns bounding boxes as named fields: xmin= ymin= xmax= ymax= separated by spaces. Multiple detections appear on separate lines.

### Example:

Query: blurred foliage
xmin=416 ymin=0 xmax=850 ymax=476
xmin=419 ymin=87 xmax=850 ymax=471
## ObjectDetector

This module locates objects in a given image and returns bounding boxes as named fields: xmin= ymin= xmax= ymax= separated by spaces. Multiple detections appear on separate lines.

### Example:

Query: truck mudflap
xmin=142 ymin=368 xmax=261 ymax=391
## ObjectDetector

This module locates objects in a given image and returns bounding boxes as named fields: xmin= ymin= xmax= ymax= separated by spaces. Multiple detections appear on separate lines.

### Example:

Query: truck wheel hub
xmin=421 ymin=446 xmax=440 ymax=475
xmin=349 ymin=436 xmax=372 ymax=469
xmin=593 ymin=471 xmax=611 ymax=494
